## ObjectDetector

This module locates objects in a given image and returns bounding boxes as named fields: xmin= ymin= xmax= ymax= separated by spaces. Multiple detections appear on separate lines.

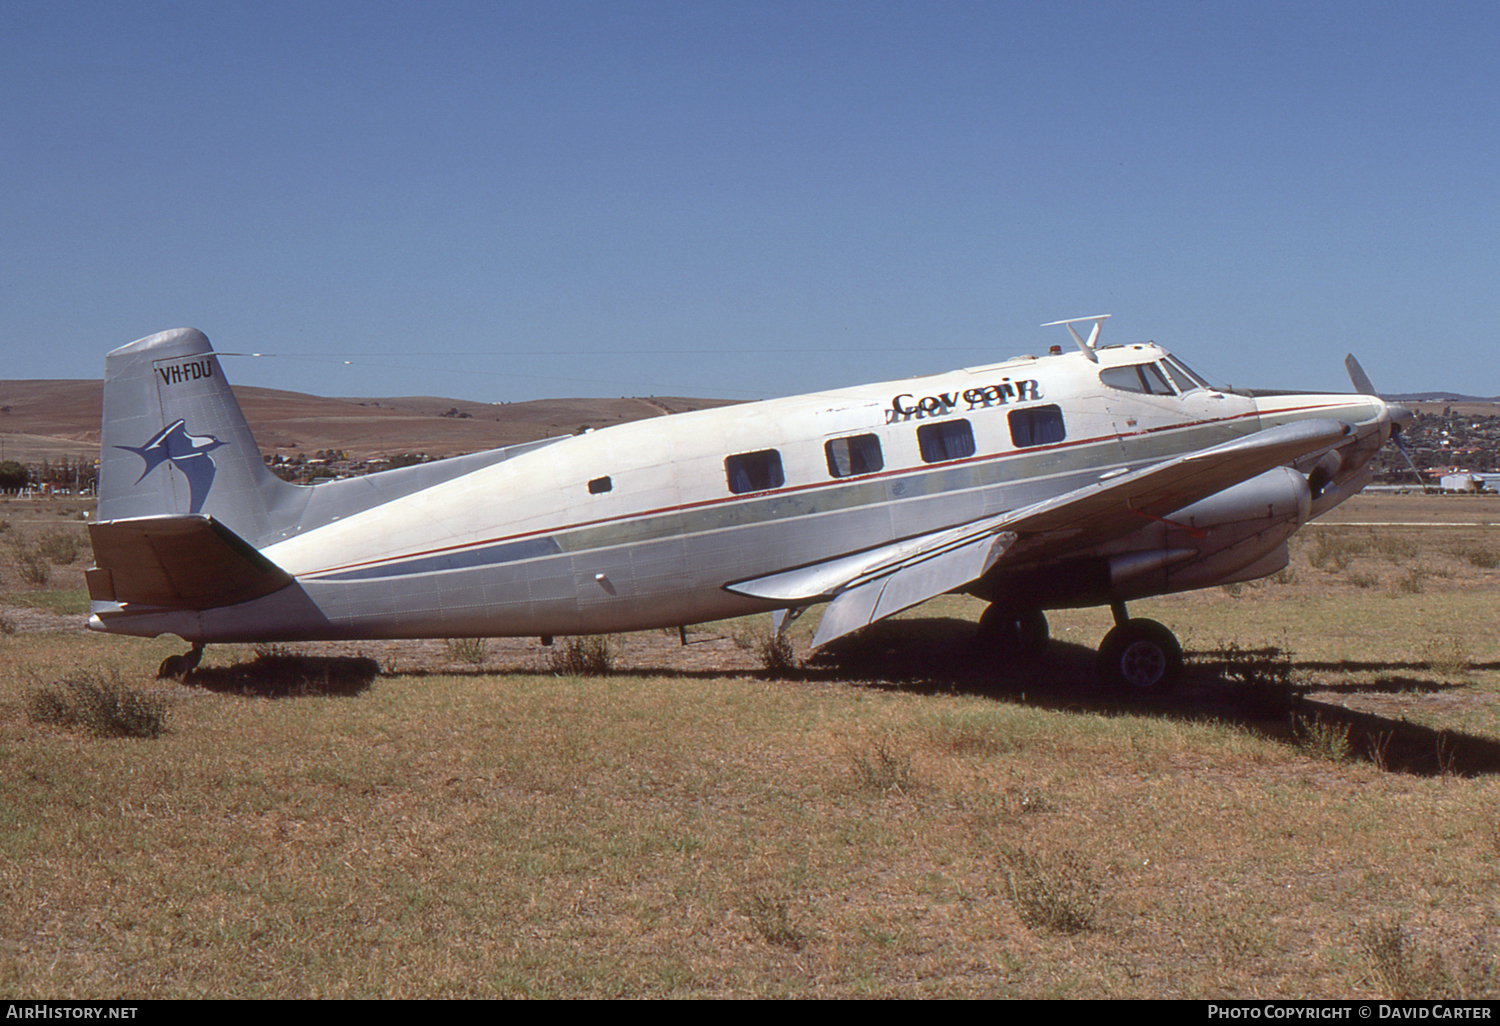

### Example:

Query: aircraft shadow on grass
xmin=180 ymin=652 xmax=379 ymax=698
xmin=172 ymin=616 xmax=1500 ymax=778
xmin=803 ymin=617 xmax=1500 ymax=780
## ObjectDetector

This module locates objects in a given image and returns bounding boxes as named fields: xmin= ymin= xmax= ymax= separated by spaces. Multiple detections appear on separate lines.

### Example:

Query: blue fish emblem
xmin=117 ymin=419 xmax=226 ymax=513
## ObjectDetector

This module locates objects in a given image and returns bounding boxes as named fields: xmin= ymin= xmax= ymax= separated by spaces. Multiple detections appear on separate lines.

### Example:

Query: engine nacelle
xmin=1110 ymin=466 xmax=1312 ymax=598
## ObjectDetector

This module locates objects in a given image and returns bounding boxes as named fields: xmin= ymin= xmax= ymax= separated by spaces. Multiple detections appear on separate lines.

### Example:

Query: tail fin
xmin=98 ymin=328 xmax=298 ymax=545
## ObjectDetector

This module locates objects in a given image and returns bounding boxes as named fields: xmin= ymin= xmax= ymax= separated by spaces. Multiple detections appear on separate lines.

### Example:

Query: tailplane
xmin=97 ymin=328 xmax=298 ymax=545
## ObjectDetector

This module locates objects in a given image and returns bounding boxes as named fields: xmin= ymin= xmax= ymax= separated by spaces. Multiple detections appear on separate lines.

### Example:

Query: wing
xmin=727 ymin=418 xmax=1351 ymax=648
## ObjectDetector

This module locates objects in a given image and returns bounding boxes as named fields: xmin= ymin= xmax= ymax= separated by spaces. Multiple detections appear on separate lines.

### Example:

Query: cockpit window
xmin=1161 ymin=356 xmax=1213 ymax=392
xmin=1100 ymin=363 xmax=1176 ymax=396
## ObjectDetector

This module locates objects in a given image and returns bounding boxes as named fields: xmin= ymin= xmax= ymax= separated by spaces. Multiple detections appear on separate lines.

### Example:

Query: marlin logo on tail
xmin=116 ymin=419 xmax=227 ymax=513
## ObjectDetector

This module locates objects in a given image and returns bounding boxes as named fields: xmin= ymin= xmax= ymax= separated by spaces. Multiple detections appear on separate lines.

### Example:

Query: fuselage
xmin=94 ymin=338 xmax=1393 ymax=643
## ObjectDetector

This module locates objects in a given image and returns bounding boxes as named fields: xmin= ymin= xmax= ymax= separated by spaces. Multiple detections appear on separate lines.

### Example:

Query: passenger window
xmin=1100 ymin=363 xmax=1176 ymax=396
xmin=725 ymin=450 xmax=785 ymax=494
xmin=588 ymin=476 xmax=612 ymax=494
xmin=916 ymin=420 xmax=975 ymax=463
xmin=825 ymin=434 xmax=884 ymax=478
xmin=1009 ymin=405 xmax=1066 ymax=447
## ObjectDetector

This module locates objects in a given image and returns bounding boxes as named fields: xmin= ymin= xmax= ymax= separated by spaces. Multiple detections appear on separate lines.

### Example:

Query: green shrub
xmin=741 ymin=889 xmax=809 ymax=950
xmin=1001 ymin=846 xmax=1101 ymax=934
xmin=27 ymin=673 xmax=169 ymax=739
xmin=1392 ymin=567 xmax=1427 ymax=595
xmin=1309 ymin=532 xmax=1365 ymax=573
xmin=1292 ymin=713 xmax=1351 ymax=762
xmin=1360 ymin=920 xmax=1462 ymax=999
xmin=759 ymin=632 xmax=797 ymax=676
xmin=1421 ymin=636 xmax=1471 ymax=677
xmin=36 ymin=529 xmax=85 ymax=565
xmin=10 ymin=543 xmax=50 ymax=585
xmin=548 ymin=636 xmax=615 ymax=676
xmin=847 ymin=735 xmax=915 ymax=794
xmin=445 ymin=637 xmax=488 ymax=665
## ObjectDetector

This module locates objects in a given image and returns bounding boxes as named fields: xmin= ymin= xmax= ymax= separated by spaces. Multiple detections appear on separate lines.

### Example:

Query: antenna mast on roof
xmin=1041 ymin=315 xmax=1111 ymax=364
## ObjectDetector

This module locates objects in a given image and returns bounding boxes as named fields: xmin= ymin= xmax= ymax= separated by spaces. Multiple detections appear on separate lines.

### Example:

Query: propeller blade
xmin=1344 ymin=355 xmax=1430 ymax=491
xmin=1345 ymin=354 xmax=1377 ymax=396
xmin=1392 ymin=431 xmax=1432 ymax=492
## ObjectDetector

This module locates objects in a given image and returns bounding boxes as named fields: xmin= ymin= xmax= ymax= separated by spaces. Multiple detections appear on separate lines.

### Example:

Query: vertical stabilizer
xmin=98 ymin=328 xmax=298 ymax=544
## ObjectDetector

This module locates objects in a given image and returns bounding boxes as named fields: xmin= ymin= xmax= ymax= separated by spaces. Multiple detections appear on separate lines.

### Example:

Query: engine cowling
xmin=1112 ymin=465 xmax=1312 ymax=596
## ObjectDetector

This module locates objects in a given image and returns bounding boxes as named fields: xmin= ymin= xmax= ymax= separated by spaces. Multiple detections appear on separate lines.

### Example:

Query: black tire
xmin=157 ymin=654 xmax=184 ymax=680
xmin=1096 ymin=618 xmax=1182 ymax=690
xmin=976 ymin=604 xmax=1050 ymax=660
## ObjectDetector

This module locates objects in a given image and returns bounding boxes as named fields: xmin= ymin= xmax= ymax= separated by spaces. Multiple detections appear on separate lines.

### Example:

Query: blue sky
xmin=3 ymin=1 xmax=1495 ymax=402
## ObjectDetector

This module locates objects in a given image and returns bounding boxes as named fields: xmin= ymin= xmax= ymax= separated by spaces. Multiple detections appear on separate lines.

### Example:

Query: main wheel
xmin=1096 ymin=618 xmax=1182 ymax=690
xmin=976 ymin=604 xmax=1050 ymax=660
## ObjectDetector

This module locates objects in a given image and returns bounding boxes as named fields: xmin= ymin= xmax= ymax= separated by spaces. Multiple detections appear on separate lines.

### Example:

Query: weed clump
xmin=1211 ymin=641 xmax=1296 ymax=689
xmin=35 ymin=529 xmax=85 ymax=566
xmin=846 ymin=734 xmax=915 ymax=794
xmin=758 ymin=632 xmax=797 ymax=676
xmin=445 ymin=637 xmax=488 ymax=665
xmin=1392 ymin=566 xmax=1427 ymax=595
xmin=1292 ymin=713 xmax=1351 ymax=762
xmin=27 ymin=672 xmax=169 ymax=739
xmin=1309 ymin=531 xmax=1366 ymax=573
xmin=1001 ymin=846 xmax=1101 ymax=934
xmin=548 ymin=636 xmax=615 ymax=676
xmin=924 ymin=712 xmax=1021 ymax=757
xmin=1420 ymin=636 xmax=1471 ymax=677
xmin=1357 ymin=920 xmax=1496 ymax=999
xmin=1371 ymin=533 xmax=1419 ymax=562
xmin=1462 ymin=546 xmax=1500 ymax=570
xmin=9 ymin=542 xmax=50 ymax=585
xmin=741 ymin=888 xmax=809 ymax=950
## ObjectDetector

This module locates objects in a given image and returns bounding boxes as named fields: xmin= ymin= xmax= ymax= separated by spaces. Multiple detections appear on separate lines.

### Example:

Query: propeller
xmin=1346 ymin=354 xmax=1429 ymax=491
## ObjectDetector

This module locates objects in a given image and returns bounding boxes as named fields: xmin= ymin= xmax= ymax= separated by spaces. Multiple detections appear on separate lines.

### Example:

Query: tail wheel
xmin=976 ymin=604 xmax=1050 ymax=660
xmin=1097 ymin=618 xmax=1182 ymax=690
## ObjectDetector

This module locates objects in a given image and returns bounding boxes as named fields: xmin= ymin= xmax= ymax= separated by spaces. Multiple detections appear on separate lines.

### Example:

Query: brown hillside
xmin=0 ymin=379 xmax=740 ymax=464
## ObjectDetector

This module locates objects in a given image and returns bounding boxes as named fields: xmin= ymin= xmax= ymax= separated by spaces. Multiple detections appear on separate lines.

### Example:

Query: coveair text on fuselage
xmin=86 ymin=316 xmax=1408 ymax=688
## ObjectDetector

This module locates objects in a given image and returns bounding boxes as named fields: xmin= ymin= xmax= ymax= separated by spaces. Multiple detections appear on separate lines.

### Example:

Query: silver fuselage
xmin=87 ymin=329 xmax=1395 ymax=644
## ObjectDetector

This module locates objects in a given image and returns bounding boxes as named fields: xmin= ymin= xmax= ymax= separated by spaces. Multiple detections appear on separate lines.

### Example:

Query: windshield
xmin=1160 ymin=355 xmax=1216 ymax=392
xmin=1100 ymin=362 xmax=1177 ymax=396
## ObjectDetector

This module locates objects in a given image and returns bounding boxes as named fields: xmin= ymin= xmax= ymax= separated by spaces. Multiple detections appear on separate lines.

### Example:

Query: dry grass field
xmin=3 ymin=492 xmax=1500 ymax=998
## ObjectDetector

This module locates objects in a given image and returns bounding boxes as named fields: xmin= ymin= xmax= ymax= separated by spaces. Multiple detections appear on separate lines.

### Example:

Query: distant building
xmin=1439 ymin=472 xmax=1500 ymax=493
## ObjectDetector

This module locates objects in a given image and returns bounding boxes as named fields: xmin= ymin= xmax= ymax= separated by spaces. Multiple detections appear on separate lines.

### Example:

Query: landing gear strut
xmin=1096 ymin=602 xmax=1182 ymax=691
xmin=157 ymin=643 xmax=205 ymax=681
xmin=976 ymin=603 xmax=1050 ymax=660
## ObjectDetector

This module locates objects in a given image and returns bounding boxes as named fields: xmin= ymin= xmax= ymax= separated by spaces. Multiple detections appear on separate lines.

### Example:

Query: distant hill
xmin=0 ymin=380 xmax=741 ymax=464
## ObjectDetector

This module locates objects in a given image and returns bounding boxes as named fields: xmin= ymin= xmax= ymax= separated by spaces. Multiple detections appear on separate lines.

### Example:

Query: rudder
xmin=98 ymin=328 xmax=298 ymax=545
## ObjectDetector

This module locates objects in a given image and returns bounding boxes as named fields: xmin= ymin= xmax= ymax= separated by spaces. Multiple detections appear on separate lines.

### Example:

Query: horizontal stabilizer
xmin=87 ymin=515 xmax=295 ymax=609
